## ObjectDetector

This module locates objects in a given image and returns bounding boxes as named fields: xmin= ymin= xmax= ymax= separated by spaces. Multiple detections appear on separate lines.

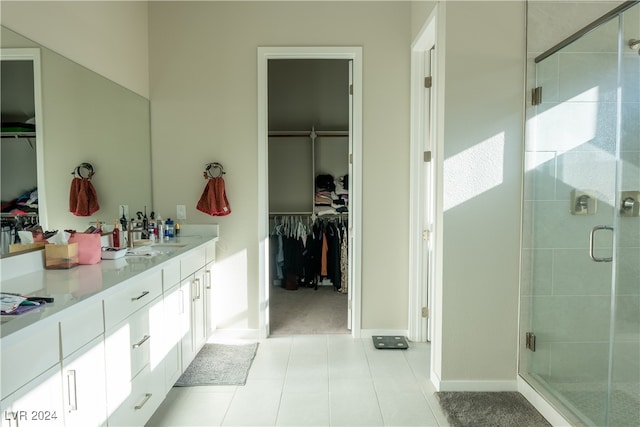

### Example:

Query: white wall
xmin=148 ymin=1 xmax=412 ymax=331
xmin=0 ymin=1 xmax=149 ymax=98
xmin=434 ymin=1 xmax=526 ymax=387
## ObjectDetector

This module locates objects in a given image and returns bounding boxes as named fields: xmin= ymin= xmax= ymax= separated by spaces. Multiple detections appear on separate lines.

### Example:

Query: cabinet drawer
xmin=106 ymin=363 xmax=164 ymax=427
xmin=104 ymin=298 xmax=156 ymax=385
xmin=205 ymin=242 xmax=216 ymax=264
xmin=180 ymin=247 xmax=206 ymax=279
xmin=59 ymin=300 xmax=104 ymax=358
xmin=162 ymin=260 xmax=181 ymax=291
xmin=1 ymin=322 xmax=59 ymax=400
xmin=103 ymin=270 xmax=162 ymax=330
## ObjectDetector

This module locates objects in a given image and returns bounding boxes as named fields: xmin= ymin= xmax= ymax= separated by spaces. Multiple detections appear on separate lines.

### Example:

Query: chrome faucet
xmin=127 ymin=223 xmax=147 ymax=248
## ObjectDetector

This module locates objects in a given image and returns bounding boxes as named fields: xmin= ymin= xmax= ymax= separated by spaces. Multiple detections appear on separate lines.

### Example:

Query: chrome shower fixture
xmin=629 ymin=38 xmax=640 ymax=54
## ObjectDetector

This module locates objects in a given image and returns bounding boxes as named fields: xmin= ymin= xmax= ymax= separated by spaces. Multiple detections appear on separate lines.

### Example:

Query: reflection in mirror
xmin=0 ymin=26 xmax=152 ymax=257
xmin=1 ymin=49 xmax=41 ymax=256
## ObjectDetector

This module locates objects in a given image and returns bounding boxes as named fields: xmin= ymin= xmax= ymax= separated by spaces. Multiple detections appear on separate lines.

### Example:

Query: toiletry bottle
xmin=166 ymin=218 xmax=175 ymax=238
xmin=157 ymin=216 xmax=164 ymax=240
xmin=142 ymin=207 xmax=149 ymax=239
xmin=148 ymin=220 xmax=156 ymax=242
xmin=175 ymin=222 xmax=180 ymax=237
xmin=112 ymin=220 xmax=120 ymax=248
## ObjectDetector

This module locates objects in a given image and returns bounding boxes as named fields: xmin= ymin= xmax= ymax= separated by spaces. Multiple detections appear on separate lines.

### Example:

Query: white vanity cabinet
xmin=59 ymin=300 xmax=106 ymax=427
xmin=103 ymin=270 xmax=164 ymax=426
xmin=0 ymin=233 xmax=218 ymax=427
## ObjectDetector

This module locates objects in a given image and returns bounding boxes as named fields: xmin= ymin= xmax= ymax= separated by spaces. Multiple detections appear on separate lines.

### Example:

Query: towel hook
xmin=72 ymin=162 xmax=95 ymax=179
xmin=204 ymin=162 xmax=225 ymax=179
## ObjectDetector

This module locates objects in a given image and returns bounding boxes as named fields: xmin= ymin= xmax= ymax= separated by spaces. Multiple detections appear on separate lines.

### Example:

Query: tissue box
xmin=9 ymin=242 xmax=46 ymax=253
xmin=45 ymin=243 xmax=79 ymax=269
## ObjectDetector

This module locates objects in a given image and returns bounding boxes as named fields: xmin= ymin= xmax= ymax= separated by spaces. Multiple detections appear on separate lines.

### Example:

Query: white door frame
xmin=409 ymin=9 xmax=438 ymax=343
xmin=257 ymin=46 xmax=363 ymax=338
xmin=0 ymin=48 xmax=47 ymax=230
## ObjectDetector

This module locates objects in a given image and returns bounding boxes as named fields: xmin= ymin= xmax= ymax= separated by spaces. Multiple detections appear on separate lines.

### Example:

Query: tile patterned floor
xmin=146 ymin=335 xmax=449 ymax=426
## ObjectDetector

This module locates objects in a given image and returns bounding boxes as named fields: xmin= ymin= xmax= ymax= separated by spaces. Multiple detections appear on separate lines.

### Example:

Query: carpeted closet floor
xmin=269 ymin=284 xmax=349 ymax=335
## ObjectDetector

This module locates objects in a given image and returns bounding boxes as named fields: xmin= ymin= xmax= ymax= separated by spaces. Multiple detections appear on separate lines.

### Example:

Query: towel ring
xmin=72 ymin=162 xmax=95 ymax=179
xmin=204 ymin=162 xmax=225 ymax=179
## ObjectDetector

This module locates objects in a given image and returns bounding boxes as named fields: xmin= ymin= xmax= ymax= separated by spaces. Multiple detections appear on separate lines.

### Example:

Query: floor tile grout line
xmin=363 ymin=338 xmax=391 ymax=426
xmin=273 ymin=335 xmax=295 ymax=427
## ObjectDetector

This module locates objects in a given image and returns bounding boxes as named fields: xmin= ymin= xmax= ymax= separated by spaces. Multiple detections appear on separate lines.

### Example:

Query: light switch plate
xmin=177 ymin=205 xmax=187 ymax=220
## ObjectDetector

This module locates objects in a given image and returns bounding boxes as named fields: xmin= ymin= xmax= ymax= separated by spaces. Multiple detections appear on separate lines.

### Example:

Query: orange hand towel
xmin=196 ymin=177 xmax=231 ymax=216
xmin=69 ymin=177 xmax=81 ymax=213
xmin=70 ymin=178 xmax=100 ymax=216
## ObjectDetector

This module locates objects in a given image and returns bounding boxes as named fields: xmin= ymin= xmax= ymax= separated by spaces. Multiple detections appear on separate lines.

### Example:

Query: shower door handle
xmin=589 ymin=225 xmax=614 ymax=262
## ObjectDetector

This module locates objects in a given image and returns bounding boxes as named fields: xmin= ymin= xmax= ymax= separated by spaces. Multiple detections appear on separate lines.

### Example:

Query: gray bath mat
xmin=436 ymin=391 xmax=551 ymax=427
xmin=175 ymin=342 xmax=258 ymax=386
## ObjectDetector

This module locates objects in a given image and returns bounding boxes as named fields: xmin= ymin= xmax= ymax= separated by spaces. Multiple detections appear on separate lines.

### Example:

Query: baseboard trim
xmin=517 ymin=376 xmax=573 ymax=427
xmin=437 ymin=380 xmax=518 ymax=392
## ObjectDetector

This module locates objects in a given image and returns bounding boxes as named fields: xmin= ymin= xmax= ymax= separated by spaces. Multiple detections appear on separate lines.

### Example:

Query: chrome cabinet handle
xmin=134 ymin=393 xmax=152 ymax=410
xmin=131 ymin=290 xmax=150 ymax=301
xmin=132 ymin=334 xmax=150 ymax=349
xmin=206 ymin=269 xmax=212 ymax=289
xmin=67 ymin=370 xmax=78 ymax=411
xmin=589 ymin=225 xmax=613 ymax=262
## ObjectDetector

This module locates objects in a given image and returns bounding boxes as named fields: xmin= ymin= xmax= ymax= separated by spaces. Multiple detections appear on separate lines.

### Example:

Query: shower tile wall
xmin=522 ymin=10 xmax=640 ymax=389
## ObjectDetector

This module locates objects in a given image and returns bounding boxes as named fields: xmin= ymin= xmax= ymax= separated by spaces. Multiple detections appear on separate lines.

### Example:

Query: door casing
xmin=257 ymin=46 xmax=363 ymax=338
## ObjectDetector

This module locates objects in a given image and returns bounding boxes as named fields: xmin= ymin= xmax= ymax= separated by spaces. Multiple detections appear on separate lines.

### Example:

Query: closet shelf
xmin=1 ymin=132 xmax=36 ymax=139
xmin=268 ymin=130 xmax=348 ymax=137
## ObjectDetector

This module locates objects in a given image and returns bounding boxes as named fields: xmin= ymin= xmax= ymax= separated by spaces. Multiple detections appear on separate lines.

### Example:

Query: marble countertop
xmin=0 ymin=230 xmax=218 ymax=342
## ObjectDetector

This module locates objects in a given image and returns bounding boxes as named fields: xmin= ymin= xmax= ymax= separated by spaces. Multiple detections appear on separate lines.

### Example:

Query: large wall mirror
xmin=1 ymin=26 xmax=152 ymax=257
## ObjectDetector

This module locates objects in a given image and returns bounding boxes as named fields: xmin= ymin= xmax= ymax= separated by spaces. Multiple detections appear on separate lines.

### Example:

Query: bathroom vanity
xmin=0 ymin=225 xmax=218 ymax=426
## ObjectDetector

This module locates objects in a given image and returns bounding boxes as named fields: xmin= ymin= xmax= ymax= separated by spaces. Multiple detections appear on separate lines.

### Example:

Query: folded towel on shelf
xmin=196 ymin=177 xmax=231 ymax=216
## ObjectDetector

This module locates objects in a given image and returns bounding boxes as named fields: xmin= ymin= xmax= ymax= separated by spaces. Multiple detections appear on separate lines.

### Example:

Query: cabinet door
xmin=163 ymin=282 xmax=183 ymax=392
xmin=62 ymin=336 xmax=107 ymax=427
xmin=192 ymin=267 xmax=207 ymax=353
xmin=180 ymin=276 xmax=195 ymax=371
xmin=204 ymin=261 xmax=216 ymax=336
xmin=1 ymin=365 xmax=64 ymax=427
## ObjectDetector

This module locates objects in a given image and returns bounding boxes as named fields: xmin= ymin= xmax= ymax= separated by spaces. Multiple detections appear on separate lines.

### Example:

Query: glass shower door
xmin=521 ymin=14 xmax=630 ymax=426
xmin=609 ymin=6 xmax=640 ymax=426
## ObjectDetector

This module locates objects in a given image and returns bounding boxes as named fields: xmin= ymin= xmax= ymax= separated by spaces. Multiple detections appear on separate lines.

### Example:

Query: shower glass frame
xmin=520 ymin=3 xmax=640 ymax=426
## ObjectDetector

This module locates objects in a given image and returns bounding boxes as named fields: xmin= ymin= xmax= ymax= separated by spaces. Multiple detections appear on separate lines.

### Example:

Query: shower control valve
xmin=620 ymin=191 xmax=640 ymax=217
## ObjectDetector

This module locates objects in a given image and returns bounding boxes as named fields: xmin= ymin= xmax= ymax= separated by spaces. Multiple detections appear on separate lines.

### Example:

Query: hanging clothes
xmin=269 ymin=215 xmax=348 ymax=292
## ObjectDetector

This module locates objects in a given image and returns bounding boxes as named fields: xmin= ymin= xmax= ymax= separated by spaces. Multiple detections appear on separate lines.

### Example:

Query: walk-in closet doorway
xmin=257 ymin=47 xmax=363 ymax=338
